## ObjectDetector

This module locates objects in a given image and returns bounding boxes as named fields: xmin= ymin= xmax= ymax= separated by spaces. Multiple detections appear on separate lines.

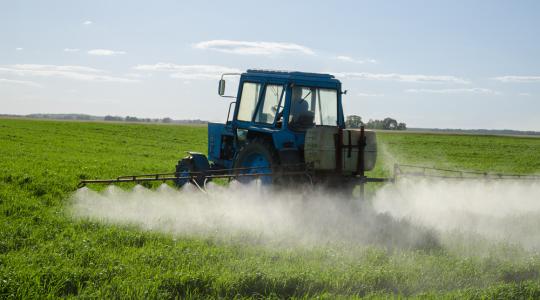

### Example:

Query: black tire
xmin=175 ymin=157 xmax=206 ymax=188
xmin=233 ymin=139 xmax=278 ymax=184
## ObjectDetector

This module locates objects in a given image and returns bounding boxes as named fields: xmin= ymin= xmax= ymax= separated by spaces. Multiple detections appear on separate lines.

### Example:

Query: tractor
xmin=175 ymin=69 xmax=379 ymax=191
xmin=78 ymin=69 xmax=397 ymax=196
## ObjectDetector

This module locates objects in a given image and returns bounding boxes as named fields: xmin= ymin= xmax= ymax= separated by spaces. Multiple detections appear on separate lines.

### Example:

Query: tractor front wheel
xmin=233 ymin=139 xmax=277 ymax=184
xmin=175 ymin=154 xmax=209 ymax=188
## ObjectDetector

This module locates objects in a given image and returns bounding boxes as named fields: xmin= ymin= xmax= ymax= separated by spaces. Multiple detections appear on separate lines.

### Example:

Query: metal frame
xmin=394 ymin=164 xmax=540 ymax=180
xmin=218 ymin=73 xmax=242 ymax=98
xmin=78 ymin=160 xmax=539 ymax=195
xmin=77 ymin=164 xmax=314 ymax=189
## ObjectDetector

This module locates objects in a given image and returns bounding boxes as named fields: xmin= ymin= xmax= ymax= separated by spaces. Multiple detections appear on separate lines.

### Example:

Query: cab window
xmin=289 ymin=86 xmax=338 ymax=129
xmin=254 ymin=84 xmax=284 ymax=124
xmin=237 ymin=82 xmax=262 ymax=121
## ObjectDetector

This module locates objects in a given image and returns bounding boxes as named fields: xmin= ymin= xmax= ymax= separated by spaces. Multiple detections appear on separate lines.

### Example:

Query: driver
xmin=290 ymin=87 xmax=309 ymax=123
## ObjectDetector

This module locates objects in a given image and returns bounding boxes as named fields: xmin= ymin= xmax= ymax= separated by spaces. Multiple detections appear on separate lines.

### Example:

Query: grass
xmin=1 ymin=118 xmax=540 ymax=298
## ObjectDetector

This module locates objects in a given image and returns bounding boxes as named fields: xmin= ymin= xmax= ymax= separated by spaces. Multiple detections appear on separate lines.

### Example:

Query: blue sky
xmin=1 ymin=0 xmax=539 ymax=130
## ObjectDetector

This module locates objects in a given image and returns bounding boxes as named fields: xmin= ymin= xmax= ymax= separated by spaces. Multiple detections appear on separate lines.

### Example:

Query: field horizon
xmin=2 ymin=115 xmax=539 ymax=137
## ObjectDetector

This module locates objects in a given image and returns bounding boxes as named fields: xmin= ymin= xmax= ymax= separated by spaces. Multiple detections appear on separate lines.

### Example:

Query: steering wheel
xmin=272 ymin=105 xmax=284 ymax=121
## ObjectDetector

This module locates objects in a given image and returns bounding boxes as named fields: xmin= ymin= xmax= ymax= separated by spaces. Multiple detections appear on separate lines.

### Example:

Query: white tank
xmin=304 ymin=126 xmax=377 ymax=173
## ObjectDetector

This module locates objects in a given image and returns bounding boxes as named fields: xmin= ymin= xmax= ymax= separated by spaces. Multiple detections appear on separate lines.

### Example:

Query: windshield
xmin=254 ymin=84 xmax=284 ymax=124
xmin=289 ymin=86 xmax=338 ymax=128
xmin=237 ymin=82 xmax=262 ymax=122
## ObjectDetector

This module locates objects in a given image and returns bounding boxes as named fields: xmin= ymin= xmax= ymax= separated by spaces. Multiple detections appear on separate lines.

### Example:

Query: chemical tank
xmin=304 ymin=126 xmax=377 ymax=173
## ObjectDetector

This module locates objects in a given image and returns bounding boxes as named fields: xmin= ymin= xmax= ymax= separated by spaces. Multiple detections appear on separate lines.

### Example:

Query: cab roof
xmin=244 ymin=69 xmax=336 ymax=81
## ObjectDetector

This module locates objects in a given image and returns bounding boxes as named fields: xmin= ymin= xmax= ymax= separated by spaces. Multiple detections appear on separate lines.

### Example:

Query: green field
xmin=1 ymin=118 xmax=540 ymax=299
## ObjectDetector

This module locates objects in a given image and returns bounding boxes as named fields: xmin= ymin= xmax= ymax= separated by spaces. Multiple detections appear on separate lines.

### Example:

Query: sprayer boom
xmin=78 ymin=163 xmax=538 ymax=191
xmin=395 ymin=165 xmax=540 ymax=180
xmin=77 ymin=165 xmax=316 ymax=189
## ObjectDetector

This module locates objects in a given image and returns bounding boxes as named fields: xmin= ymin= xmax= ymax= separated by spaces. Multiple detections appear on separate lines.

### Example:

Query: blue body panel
xmin=207 ymin=70 xmax=344 ymax=169
xmin=207 ymin=122 xmax=225 ymax=162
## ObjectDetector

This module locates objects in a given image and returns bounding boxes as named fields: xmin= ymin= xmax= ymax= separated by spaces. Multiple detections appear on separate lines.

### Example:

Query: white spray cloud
xmin=373 ymin=178 xmax=540 ymax=250
xmin=70 ymin=182 xmax=437 ymax=250
xmin=70 ymin=138 xmax=540 ymax=253
xmin=71 ymin=177 xmax=540 ymax=253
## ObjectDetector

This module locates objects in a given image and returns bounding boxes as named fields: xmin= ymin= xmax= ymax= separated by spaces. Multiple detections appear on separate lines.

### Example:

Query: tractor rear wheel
xmin=233 ymin=139 xmax=278 ymax=184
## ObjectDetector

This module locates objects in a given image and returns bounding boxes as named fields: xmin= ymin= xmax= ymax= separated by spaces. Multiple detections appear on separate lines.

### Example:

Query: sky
xmin=1 ymin=0 xmax=539 ymax=130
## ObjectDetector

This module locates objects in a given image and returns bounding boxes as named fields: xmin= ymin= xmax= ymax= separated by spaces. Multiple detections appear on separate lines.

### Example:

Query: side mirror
xmin=218 ymin=79 xmax=226 ymax=96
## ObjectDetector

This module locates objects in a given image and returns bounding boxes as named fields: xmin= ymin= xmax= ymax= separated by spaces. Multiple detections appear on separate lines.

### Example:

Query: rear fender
xmin=186 ymin=152 xmax=210 ymax=172
xmin=271 ymin=130 xmax=298 ymax=151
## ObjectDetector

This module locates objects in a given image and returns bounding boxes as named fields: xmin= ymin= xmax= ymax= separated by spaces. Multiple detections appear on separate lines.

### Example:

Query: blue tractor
xmin=78 ymin=69 xmax=383 ymax=194
xmin=174 ymin=69 xmax=379 ymax=190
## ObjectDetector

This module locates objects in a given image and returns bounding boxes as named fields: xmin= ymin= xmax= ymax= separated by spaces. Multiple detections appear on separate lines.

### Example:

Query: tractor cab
xmin=209 ymin=70 xmax=345 ymax=171
xmin=220 ymin=70 xmax=344 ymax=131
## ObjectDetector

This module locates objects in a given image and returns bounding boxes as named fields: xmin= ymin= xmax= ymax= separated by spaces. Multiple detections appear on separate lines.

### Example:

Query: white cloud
xmin=88 ymin=49 xmax=126 ymax=56
xmin=134 ymin=63 xmax=241 ymax=80
xmin=405 ymin=88 xmax=499 ymax=95
xmin=334 ymin=72 xmax=470 ymax=84
xmin=335 ymin=55 xmax=377 ymax=64
xmin=0 ymin=78 xmax=42 ymax=88
xmin=357 ymin=92 xmax=384 ymax=97
xmin=493 ymin=76 xmax=540 ymax=83
xmin=15 ymin=47 xmax=23 ymax=51
xmin=64 ymin=48 xmax=80 ymax=52
xmin=83 ymin=20 xmax=93 ymax=25
xmin=193 ymin=40 xmax=315 ymax=56
xmin=0 ymin=64 xmax=137 ymax=83
xmin=518 ymin=92 xmax=531 ymax=97
xmin=124 ymin=73 xmax=151 ymax=79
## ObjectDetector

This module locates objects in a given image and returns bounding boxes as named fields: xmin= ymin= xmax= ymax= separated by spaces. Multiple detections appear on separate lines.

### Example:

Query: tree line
xmin=346 ymin=115 xmax=406 ymax=130
xmin=104 ymin=115 xmax=206 ymax=124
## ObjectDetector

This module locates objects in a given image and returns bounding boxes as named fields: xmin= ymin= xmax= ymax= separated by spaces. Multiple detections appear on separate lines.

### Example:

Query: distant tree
xmin=383 ymin=117 xmax=398 ymax=130
xmin=345 ymin=115 xmax=363 ymax=128
xmin=162 ymin=117 xmax=172 ymax=123
xmin=363 ymin=117 xmax=406 ymax=130
xmin=125 ymin=116 xmax=140 ymax=122
xmin=365 ymin=119 xmax=384 ymax=129
xmin=104 ymin=115 xmax=124 ymax=122
xmin=397 ymin=122 xmax=407 ymax=130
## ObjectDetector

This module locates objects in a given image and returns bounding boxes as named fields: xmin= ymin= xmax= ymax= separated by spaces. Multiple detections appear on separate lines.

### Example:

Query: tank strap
xmin=347 ymin=130 xmax=352 ymax=158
